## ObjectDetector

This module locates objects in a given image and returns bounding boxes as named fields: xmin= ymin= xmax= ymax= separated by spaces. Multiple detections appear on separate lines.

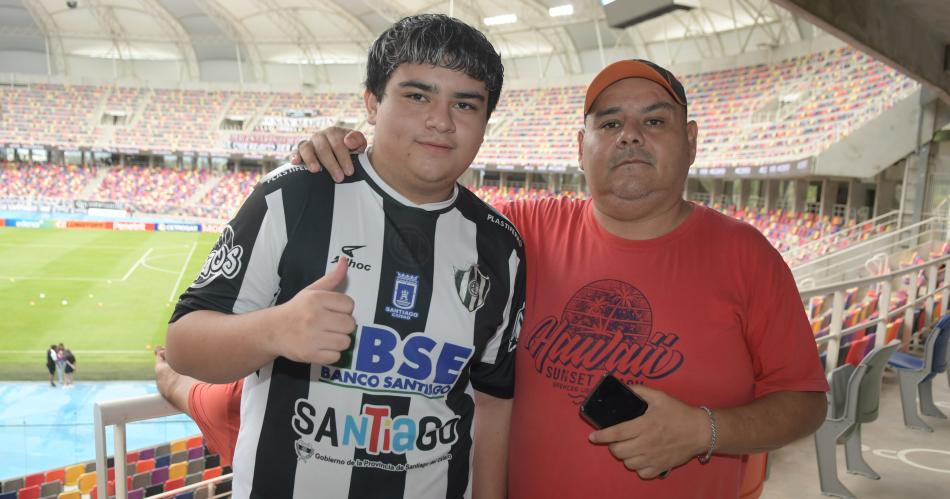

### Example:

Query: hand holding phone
xmin=580 ymin=374 xmax=649 ymax=429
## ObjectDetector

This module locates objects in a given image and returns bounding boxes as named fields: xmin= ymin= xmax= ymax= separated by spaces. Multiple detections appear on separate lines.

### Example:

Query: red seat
xmin=44 ymin=469 xmax=65 ymax=484
xmin=135 ymin=458 xmax=156 ymax=474
xmin=16 ymin=485 xmax=39 ymax=499
xmin=186 ymin=436 xmax=203 ymax=449
xmin=164 ymin=477 xmax=185 ymax=492
xmin=844 ymin=333 xmax=871 ymax=367
xmin=23 ymin=473 xmax=44 ymax=488
xmin=202 ymin=467 xmax=222 ymax=481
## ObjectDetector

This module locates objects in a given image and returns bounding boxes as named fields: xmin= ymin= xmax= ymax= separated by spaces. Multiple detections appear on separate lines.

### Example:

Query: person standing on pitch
xmin=166 ymin=14 xmax=525 ymax=499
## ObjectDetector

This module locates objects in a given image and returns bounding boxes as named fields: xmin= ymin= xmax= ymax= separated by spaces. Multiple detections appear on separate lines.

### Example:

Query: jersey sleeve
xmin=170 ymin=179 xmax=290 ymax=322
xmin=743 ymin=233 xmax=829 ymax=398
xmin=469 ymin=239 xmax=527 ymax=399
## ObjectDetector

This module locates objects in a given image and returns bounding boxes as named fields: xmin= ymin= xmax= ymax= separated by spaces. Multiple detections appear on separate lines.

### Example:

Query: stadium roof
xmin=1 ymin=0 xmax=815 ymax=79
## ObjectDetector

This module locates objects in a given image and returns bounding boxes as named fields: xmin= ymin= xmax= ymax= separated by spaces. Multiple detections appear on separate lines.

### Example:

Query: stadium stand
xmin=0 ymin=48 xmax=916 ymax=170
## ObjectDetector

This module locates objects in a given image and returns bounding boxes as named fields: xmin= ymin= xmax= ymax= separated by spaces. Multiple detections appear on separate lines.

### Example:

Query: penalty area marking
xmin=122 ymin=247 xmax=154 ymax=281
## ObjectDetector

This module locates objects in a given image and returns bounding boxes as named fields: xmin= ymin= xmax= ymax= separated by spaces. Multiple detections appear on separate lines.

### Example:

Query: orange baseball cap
xmin=584 ymin=59 xmax=687 ymax=115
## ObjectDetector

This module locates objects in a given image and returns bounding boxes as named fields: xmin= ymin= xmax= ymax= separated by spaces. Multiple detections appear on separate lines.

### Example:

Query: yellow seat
xmin=170 ymin=438 xmax=188 ymax=454
xmin=169 ymin=461 xmax=187 ymax=480
xmin=63 ymin=463 xmax=86 ymax=486
xmin=58 ymin=492 xmax=81 ymax=499
xmin=77 ymin=471 xmax=97 ymax=494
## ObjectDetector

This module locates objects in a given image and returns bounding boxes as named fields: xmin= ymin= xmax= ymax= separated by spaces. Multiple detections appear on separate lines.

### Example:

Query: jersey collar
xmin=358 ymin=150 xmax=459 ymax=212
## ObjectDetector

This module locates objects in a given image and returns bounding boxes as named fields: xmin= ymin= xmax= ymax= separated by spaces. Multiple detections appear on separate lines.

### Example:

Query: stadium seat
xmin=887 ymin=314 xmax=950 ymax=431
xmin=83 ymin=463 xmax=95 ymax=473
xmin=214 ymin=479 xmax=232 ymax=494
xmin=135 ymin=458 xmax=155 ymax=474
xmin=185 ymin=437 xmax=203 ymax=449
xmin=164 ymin=477 xmax=185 ymax=492
xmin=1 ymin=479 xmax=23 ymax=493
xmin=201 ymin=467 xmax=222 ymax=481
xmin=155 ymin=455 xmax=171 ymax=469
xmin=843 ymin=332 xmax=871 ymax=367
xmin=0 ymin=492 xmax=12 ymax=499
xmin=193 ymin=487 xmax=209 ymax=499
xmin=175 ymin=492 xmax=193 ymax=499
xmin=127 ymin=488 xmax=144 ymax=499
xmin=151 ymin=467 xmax=170 ymax=486
xmin=170 ymin=439 xmax=188 ymax=455
xmin=186 ymin=458 xmax=204 ymax=475
xmin=126 ymin=451 xmax=139 ymax=464
xmin=23 ymin=474 xmax=43 ymax=489
xmin=145 ymin=484 xmax=164 ymax=496
xmin=155 ymin=443 xmax=171 ymax=457
xmin=17 ymin=485 xmax=39 ymax=499
xmin=187 ymin=447 xmax=203 ymax=460
xmin=815 ymin=340 xmax=899 ymax=499
xmin=43 ymin=470 xmax=63 ymax=485
xmin=63 ymin=465 xmax=84 ymax=487
xmin=131 ymin=471 xmax=150 ymax=491
xmin=138 ymin=448 xmax=154 ymax=460
xmin=38 ymin=481 xmax=62 ymax=497
xmin=184 ymin=472 xmax=202 ymax=486
xmin=76 ymin=472 xmax=96 ymax=494
xmin=170 ymin=450 xmax=188 ymax=464
xmin=169 ymin=462 xmax=187 ymax=481
xmin=56 ymin=491 xmax=80 ymax=499
xmin=203 ymin=455 xmax=219 ymax=469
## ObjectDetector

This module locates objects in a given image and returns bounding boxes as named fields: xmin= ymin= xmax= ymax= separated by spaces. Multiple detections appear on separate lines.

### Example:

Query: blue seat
xmin=0 ymin=490 xmax=15 ymax=499
xmin=887 ymin=314 xmax=950 ymax=431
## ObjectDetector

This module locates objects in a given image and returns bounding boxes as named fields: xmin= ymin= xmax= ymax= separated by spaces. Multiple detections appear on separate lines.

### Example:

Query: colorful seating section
xmin=92 ymin=166 xmax=212 ymax=216
xmin=716 ymin=205 xmax=891 ymax=260
xmin=0 ymin=436 xmax=230 ymax=499
xmin=468 ymin=185 xmax=588 ymax=206
xmin=1 ymin=162 xmax=95 ymax=200
xmin=0 ymin=48 xmax=915 ymax=168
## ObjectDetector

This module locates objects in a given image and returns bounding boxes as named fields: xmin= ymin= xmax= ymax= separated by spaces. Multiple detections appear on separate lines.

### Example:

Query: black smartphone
xmin=580 ymin=374 xmax=649 ymax=429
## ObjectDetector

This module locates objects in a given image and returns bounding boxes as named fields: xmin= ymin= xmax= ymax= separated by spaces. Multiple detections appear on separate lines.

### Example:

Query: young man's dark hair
xmin=365 ymin=14 xmax=505 ymax=119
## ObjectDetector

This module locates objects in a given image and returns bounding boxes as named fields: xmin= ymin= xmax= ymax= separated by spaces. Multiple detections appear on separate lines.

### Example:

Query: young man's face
xmin=365 ymin=63 xmax=489 ymax=204
xmin=579 ymin=77 xmax=697 ymax=220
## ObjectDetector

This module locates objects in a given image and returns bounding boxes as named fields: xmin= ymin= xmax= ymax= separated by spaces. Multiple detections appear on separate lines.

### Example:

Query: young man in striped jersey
xmin=166 ymin=14 xmax=525 ymax=499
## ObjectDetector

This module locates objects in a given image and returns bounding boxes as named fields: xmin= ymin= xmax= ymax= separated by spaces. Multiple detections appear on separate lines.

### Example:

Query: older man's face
xmin=579 ymin=78 xmax=697 ymax=221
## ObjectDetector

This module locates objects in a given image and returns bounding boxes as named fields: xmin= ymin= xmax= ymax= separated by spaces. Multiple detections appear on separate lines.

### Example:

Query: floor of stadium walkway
xmin=763 ymin=371 xmax=950 ymax=498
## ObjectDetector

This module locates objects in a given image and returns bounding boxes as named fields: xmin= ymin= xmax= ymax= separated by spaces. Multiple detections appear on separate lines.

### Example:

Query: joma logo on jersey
xmin=192 ymin=225 xmax=243 ymax=288
xmin=292 ymin=401 xmax=460 ymax=456
xmin=321 ymin=324 xmax=475 ymax=397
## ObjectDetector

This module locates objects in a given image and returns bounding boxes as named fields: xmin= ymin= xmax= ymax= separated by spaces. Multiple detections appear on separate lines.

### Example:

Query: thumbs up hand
xmin=270 ymin=257 xmax=356 ymax=365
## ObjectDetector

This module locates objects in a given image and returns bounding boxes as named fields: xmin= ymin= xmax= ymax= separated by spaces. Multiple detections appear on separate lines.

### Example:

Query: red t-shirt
xmin=188 ymin=379 xmax=243 ymax=467
xmin=501 ymin=199 xmax=828 ymax=499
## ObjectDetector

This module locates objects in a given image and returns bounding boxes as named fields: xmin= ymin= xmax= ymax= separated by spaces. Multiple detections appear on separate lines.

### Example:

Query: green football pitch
xmin=0 ymin=227 xmax=218 ymax=380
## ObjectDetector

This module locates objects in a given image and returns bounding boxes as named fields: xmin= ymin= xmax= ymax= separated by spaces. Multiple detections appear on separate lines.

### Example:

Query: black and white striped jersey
xmin=171 ymin=152 xmax=526 ymax=499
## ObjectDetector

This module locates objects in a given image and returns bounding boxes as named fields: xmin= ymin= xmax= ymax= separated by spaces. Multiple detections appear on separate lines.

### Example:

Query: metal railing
xmin=793 ymin=216 xmax=949 ymax=288
xmin=93 ymin=394 xmax=231 ymax=499
xmin=781 ymin=210 xmax=900 ymax=268
xmin=801 ymin=253 xmax=950 ymax=375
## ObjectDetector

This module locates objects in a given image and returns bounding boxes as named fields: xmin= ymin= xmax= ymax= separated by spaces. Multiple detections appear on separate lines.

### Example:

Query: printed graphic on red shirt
xmin=525 ymin=279 xmax=684 ymax=402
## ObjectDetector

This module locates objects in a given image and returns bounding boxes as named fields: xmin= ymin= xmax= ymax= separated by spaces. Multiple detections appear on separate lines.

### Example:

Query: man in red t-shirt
xmin=243 ymin=59 xmax=830 ymax=498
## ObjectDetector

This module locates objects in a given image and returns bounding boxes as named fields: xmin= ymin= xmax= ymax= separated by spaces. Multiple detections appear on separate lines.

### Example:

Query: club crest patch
xmin=455 ymin=264 xmax=490 ymax=312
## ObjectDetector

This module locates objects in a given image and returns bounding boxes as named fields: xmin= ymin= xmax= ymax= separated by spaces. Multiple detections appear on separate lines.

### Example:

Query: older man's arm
xmin=589 ymin=386 xmax=826 ymax=479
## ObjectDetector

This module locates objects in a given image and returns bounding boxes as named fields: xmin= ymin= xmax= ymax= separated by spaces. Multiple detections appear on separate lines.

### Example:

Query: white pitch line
xmin=0 ymin=275 xmax=115 ymax=282
xmin=122 ymin=247 xmax=154 ymax=281
xmin=169 ymin=241 xmax=198 ymax=302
